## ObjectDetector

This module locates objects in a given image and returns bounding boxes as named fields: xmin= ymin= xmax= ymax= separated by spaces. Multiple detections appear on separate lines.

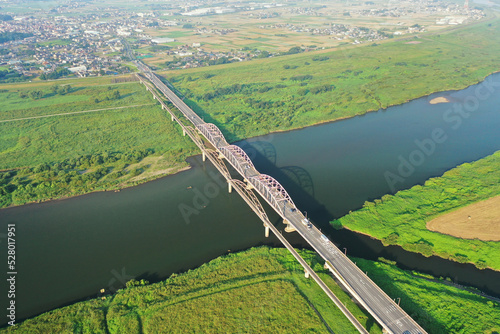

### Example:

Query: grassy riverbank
xmin=0 ymin=77 xmax=197 ymax=208
xmin=2 ymin=247 xmax=498 ymax=333
xmin=163 ymin=18 xmax=500 ymax=142
xmin=333 ymin=151 xmax=500 ymax=271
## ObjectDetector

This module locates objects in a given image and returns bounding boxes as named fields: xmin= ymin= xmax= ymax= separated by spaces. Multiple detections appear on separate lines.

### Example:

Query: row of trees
xmin=200 ymin=83 xmax=249 ymax=101
xmin=39 ymin=67 xmax=71 ymax=80
xmin=0 ymin=32 xmax=32 ymax=43
xmin=92 ymin=89 xmax=121 ymax=103
xmin=18 ymin=84 xmax=73 ymax=100
xmin=0 ymin=69 xmax=31 ymax=83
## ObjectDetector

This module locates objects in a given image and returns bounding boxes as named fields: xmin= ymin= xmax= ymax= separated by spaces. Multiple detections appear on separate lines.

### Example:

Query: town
xmin=0 ymin=0 xmax=485 ymax=81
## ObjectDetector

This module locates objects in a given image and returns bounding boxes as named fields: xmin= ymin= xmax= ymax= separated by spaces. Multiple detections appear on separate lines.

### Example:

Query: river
xmin=1 ymin=73 xmax=500 ymax=326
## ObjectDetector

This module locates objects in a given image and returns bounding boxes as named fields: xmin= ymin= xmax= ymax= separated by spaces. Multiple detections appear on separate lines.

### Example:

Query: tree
xmin=285 ymin=46 xmax=302 ymax=55
xmin=51 ymin=84 xmax=60 ymax=94
xmin=258 ymin=50 xmax=270 ymax=58
xmin=28 ymin=90 xmax=43 ymax=100
xmin=60 ymin=85 xmax=71 ymax=95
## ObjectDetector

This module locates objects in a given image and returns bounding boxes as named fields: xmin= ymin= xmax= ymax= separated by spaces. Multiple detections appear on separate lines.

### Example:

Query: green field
xmin=161 ymin=18 xmax=500 ymax=142
xmin=0 ymin=77 xmax=197 ymax=207
xmin=333 ymin=151 xmax=500 ymax=271
xmin=37 ymin=39 xmax=72 ymax=47
xmin=2 ymin=247 xmax=498 ymax=334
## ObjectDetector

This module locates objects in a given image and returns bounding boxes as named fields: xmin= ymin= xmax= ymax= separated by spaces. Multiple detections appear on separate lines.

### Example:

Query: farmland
xmin=426 ymin=195 xmax=500 ymax=241
xmin=161 ymin=18 xmax=500 ymax=142
xmin=2 ymin=18 xmax=500 ymax=209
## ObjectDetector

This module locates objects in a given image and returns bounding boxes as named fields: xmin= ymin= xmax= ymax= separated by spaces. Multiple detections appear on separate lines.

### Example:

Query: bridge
xmin=134 ymin=61 xmax=427 ymax=334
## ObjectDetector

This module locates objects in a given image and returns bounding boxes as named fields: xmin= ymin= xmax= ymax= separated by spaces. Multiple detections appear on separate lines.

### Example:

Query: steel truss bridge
xmin=135 ymin=61 xmax=426 ymax=334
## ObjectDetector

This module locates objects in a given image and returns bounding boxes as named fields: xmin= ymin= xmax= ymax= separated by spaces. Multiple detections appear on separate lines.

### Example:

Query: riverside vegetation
xmin=332 ymin=151 xmax=500 ymax=271
xmin=0 ymin=78 xmax=197 ymax=208
xmin=1 ymin=247 xmax=498 ymax=334
xmin=163 ymin=18 xmax=500 ymax=142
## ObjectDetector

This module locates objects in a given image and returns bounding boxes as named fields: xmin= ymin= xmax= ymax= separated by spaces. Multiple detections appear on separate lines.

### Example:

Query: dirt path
xmin=0 ymin=103 xmax=154 ymax=123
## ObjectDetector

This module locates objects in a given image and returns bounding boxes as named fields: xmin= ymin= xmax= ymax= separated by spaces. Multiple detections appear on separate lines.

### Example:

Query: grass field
xmin=0 ymin=76 xmax=197 ymax=207
xmin=0 ymin=79 xmax=196 ymax=168
xmin=1 ymin=247 xmax=498 ymax=334
xmin=427 ymin=195 xmax=500 ymax=241
xmin=332 ymin=151 xmax=500 ymax=271
xmin=160 ymin=18 xmax=500 ymax=142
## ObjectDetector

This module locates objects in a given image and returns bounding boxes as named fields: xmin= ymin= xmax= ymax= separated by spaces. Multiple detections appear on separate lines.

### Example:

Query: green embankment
xmin=2 ymin=247 xmax=499 ymax=334
xmin=0 ymin=79 xmax=197 ymax=208
xmin=164 ymin=18 xmax=500 ymax=142
xmin=333 ymin=151 xmax=500 ymax=271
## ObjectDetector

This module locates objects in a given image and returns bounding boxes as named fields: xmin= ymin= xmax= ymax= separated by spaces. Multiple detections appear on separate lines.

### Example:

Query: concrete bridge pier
xmin=244 ymin=179 xmax=253 ymax=190
xmin=202 ymin=151 xmax=206 ymax=162
xmin=264 ymin=224 xmax=269 ymax=238
xmin=171 ymin=113 xmax=174 ymax=121
xmin=284 ymin=219 xmax=296 ymax=233
xmin=182 ymin=128 xmax=186 ymax=136
xmin=305 ymin=270 xmax=310 ymax=279
xmin=228 ymin=181 xmax=232 ymax=193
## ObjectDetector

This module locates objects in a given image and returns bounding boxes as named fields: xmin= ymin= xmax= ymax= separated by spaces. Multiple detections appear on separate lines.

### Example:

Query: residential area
xmin=0 ymin=0 xmax=486 ymax=81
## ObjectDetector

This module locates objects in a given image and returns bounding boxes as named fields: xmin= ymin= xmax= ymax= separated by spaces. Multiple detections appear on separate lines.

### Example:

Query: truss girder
xmin=220 ymin=145 xmax=256 ymax=176
xmin=196 ymin=123 xmax=228 ymax=148
xmin=249 ymin=174 xmax=296 ymax=214
xmin=206 ymin=149 xmax=231 ymax=179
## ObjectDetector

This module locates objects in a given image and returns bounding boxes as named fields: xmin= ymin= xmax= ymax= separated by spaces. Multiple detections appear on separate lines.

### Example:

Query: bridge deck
xmin=137 ymin=61 xmax=426 ymax=334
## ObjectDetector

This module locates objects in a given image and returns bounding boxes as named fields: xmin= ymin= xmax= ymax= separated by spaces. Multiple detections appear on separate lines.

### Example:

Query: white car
xmin=320 ymin=234 xmax=329 ymax=243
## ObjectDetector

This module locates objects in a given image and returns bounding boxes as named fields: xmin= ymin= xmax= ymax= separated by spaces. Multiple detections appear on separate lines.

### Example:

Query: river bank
xmin=333 ymin=150 xmax=500 ymax=271
xmin=165 ymin=18 xmax=500 ymax=142
xmin=2 ymin=247 xmax=498 ymax=333
xmin=3 ymin=66 xmax=499 ymax=211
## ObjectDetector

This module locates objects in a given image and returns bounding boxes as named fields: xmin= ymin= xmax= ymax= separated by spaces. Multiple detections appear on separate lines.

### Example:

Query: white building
xmin=151 ymin=37 xmax=175 ymax=43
